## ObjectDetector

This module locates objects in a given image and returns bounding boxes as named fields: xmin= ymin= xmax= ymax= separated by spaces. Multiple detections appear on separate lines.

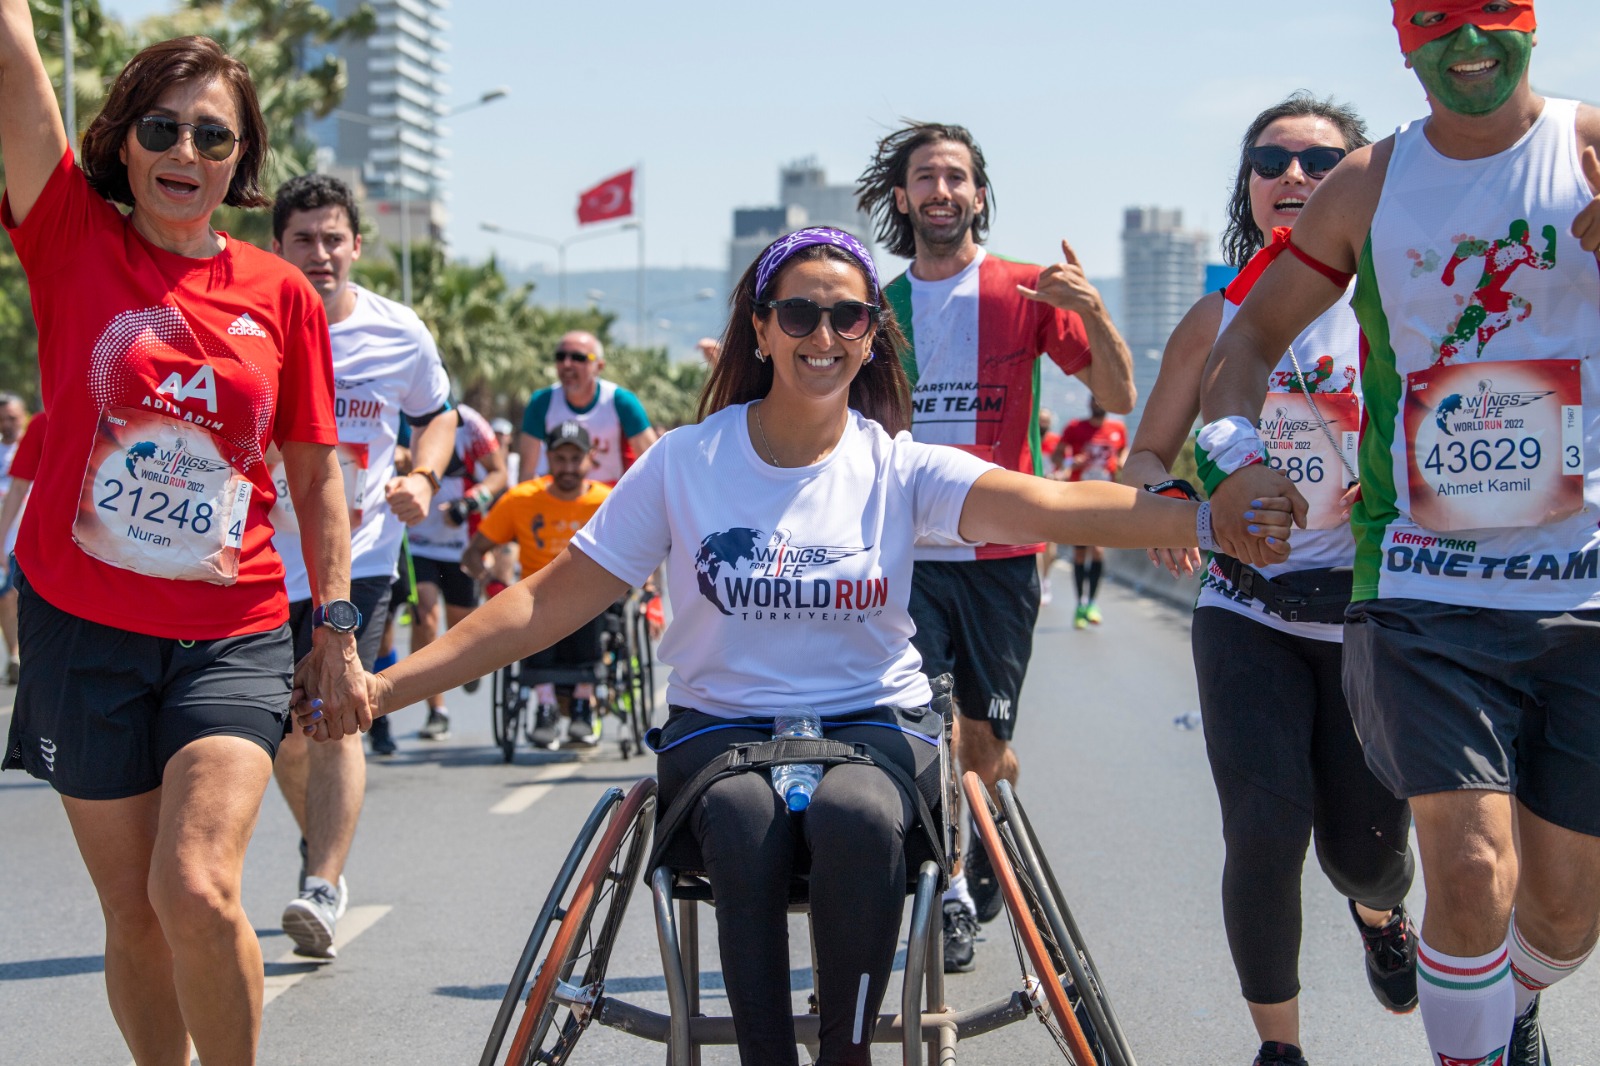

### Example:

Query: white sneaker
xmin=283 ymin=876 xmax=342 ymax=959
xmin=1040 ymin=575 xmax=1053 ymax=606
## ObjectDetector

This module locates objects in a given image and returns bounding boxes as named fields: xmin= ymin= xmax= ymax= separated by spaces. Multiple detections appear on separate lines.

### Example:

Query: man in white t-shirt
xmin=517 ymin=330 xmax=658 ymax=485
xmin=269 ymin=174 xmax=459 ymax=959
xmin=0 ymin=393 xmax=28 ymax=683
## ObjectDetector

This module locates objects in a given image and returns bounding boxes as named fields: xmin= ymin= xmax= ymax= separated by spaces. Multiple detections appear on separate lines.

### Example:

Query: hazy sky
xmin=106 ymin=1 xmax=1599 ymax=279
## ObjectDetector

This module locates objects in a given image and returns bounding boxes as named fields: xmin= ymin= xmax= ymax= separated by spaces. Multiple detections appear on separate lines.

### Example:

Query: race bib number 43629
xmin=74 ymin=408 xmax=252 ymax=584
xmin=1404 ymin=360 xmax=1584 ymax=532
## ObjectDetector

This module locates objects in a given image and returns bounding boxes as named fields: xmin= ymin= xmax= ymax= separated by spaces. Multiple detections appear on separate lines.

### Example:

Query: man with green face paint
xmin=1195 ymin=2 xmax=1600 ymax=1064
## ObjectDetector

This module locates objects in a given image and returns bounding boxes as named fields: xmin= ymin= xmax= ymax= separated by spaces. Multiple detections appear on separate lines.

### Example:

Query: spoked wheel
xmin=963 ymin=771 xmax=1102 ymax=1065
xmin=499 ymin=777 xmax=657 ymax=1065
xmin=627 ymin=595 xmax=657 ymax=749
xmin=998 ymin=780 xmax=1138 ymax=1066
xmin=492 ymin=665 xmax=521 ymax=764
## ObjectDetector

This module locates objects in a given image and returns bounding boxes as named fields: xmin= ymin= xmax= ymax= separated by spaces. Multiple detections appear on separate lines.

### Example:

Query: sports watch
xmin=312 ymin=599 xmax=362 ymax=634
xmin=1144 ymin=478 xmax=1201 ymax=501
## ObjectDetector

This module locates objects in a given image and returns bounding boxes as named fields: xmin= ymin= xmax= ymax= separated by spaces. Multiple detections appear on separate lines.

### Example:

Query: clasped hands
xmin=1149 ymin=464 xmax=1324 ymax=576
xmin=290 ymin=629 xmax=387 ymax=743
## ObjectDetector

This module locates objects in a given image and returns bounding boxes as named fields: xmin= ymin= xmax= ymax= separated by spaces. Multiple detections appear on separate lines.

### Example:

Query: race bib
xmin=1259 ymin=391 xmax=1360 ymax=530
xmin=74 ymin=408 xmax=252 ymax=584
xmin=268 ymin=443 xmax=371 ymax=536
xmin=1404 ymin=359 xmax=1584 ymax=531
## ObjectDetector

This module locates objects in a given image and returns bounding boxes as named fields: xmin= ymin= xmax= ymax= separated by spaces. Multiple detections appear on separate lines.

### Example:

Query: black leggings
xmin=655 ymin=706 xmax=941 ymax=1066
xmin=1192 ymin=607 xmax=1415 ymax=1004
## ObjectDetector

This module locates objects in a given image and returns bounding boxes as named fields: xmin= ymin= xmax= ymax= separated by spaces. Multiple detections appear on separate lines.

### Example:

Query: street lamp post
xmin=479 ymin=221 xmax=639 ymax=308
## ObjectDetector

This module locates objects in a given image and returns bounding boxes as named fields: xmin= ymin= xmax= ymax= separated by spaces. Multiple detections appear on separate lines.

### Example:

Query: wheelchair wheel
xmin=492 ymin=665 xmax=521 ymax=764
xmin=501 ymin=777 xmax=657 ymax=1066
xmin=627 ymin=595 xmax=656 ymax=747
xmin=963 ymin=772 xmax=1101 ymax=1065
xmin=999 ymin=780 xmax=1138 ymax=1066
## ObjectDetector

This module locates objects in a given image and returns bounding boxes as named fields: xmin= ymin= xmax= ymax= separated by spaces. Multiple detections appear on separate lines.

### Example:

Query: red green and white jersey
xmin=1353 ymin=98 xmax=1600 ymax=610
xmin=884 ymin=249 xmax=1093 ymax=561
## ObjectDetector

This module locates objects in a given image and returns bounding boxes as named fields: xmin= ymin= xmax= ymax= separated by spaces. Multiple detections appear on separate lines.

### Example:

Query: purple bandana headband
xmin=754 ymin=227 xmax=881 ymax=301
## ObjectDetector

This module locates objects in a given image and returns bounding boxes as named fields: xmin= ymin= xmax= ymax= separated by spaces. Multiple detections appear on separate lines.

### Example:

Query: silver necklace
xmin=753 ymin=401 xmax=782 ymax=466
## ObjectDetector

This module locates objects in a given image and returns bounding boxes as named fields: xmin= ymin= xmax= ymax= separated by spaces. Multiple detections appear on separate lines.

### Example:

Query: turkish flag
xmin=576 ymin=169 xmax=634 ymax=225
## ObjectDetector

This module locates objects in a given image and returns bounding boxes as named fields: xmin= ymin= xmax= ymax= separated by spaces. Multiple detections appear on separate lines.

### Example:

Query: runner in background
xmin=0 ymin=392 xmax=29 ymax=682
xmin=1202 ymin=4 xmax=1600 ymax=1061
xmin=0 ymin=408 xmax=44 ymax=685
xmin=406 ymin=403 xmax=506 ymax=739
xmin=1053 ymin=399 xmax=1129 ymax=628
xmin=517 ymin=330 xmax=657 ymax=485
xmin=1033 ymin=408 xmax=1061 ymax=605
xmin=1126 ymin=93 xmax=1417 ymax=1066
xmin=858 ymin=121 xmax=1135 ymax=973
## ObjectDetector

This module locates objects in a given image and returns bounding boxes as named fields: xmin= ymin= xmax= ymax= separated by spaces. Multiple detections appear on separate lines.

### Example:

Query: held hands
xmin=291 ymin=629 xmax=374 ymax=741
xmin=1017 ymin=239 xmax=1105 ymax=317
xmin=383 ymin=472 xmax=436 ymax=526
xmin=1573 ymin=146 xmax=1600 ymax=261
xmin=1209 ymin=464 xmax=1308 ymax=566
xmin=293 ymin=662 xmax=389 ymax=742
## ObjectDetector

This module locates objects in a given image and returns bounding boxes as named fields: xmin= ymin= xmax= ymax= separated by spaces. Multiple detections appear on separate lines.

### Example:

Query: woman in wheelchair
xmin=295 ymin=227 xmax=1292 ymax=1065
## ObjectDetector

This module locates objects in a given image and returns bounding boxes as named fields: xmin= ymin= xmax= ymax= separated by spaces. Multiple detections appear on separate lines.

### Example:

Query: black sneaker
xmin=1509 ymin=995 xmax=1552 ymax=1066
xmin=1253 ymin=1041 xmax=1308 ymax=1066
xmin=529 ymin=704 xmax=560 ymax=749
xmin=1351 ymin=900 xmax=1418 ymax=1013
xmin=367 ymin=714 xmax=397 ymax=757
xmin=965 ymin=839 xmax=1003 ymax=924
xmin=942 ymin=900 xmax=979 ymax=974
xmin=418 ymin=708 xmax=451 ymax=740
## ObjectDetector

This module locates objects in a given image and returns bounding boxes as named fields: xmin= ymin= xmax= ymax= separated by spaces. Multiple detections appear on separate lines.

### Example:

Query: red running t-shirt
xmin=2 ymin=153 xmax=337 ymax=639
xmin=1057 ymin=418 xmax=1128 ymax=483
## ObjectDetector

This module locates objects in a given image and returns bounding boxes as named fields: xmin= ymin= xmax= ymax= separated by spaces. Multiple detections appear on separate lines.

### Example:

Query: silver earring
xmin=754 ymin=346 xmax=767 ymax=362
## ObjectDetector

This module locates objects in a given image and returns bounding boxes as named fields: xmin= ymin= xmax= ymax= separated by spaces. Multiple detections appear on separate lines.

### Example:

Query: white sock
xmin=1509 ymin=913 xmax=1593 ymax=1017
xmin=942 ymin=870 xmax=976 ymax=916
xmin=1417 ymin=933 xmax=1516 ymax=1065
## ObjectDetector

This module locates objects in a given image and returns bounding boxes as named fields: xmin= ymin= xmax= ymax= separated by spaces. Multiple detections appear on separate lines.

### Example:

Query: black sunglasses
xmin=134 ymin=115 xmax=240 ymax=162
xmin=757 ymin=298 xmax=881 ymax=341
xmin=1247 ymin=145 xmax=1346 ymax=180
xmin=553 ymin=349 xmax=597 ymax=364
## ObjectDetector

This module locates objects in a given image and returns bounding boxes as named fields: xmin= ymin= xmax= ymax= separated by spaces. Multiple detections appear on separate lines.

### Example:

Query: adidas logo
xmin=227 ymin=312 xmax=268 ymax=338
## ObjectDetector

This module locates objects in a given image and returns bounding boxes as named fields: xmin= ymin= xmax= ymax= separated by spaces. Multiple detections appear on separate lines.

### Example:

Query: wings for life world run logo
xmin=694 ymin=527 xmax=885 ymax=622
xmin=1432 ymin=380 xmax=1555 ymax=436
xmin=125 ymin=438 xmax=227 ymax=494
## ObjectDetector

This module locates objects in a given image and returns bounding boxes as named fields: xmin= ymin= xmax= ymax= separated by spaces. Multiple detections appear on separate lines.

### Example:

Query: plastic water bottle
xmin=1173 ymin=710 xmax=1203 ymax=731
xmin=771 ymin=706 xmax=824 ymax=813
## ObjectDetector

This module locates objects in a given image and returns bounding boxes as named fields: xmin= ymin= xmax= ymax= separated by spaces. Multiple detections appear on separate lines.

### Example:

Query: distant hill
xmin=499 ymin=263 xmax=729 ymax=361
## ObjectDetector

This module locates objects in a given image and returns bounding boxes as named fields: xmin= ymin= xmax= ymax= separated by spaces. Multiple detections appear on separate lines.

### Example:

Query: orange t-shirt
xmin=477 ymin=476 xmax=610 ymax=576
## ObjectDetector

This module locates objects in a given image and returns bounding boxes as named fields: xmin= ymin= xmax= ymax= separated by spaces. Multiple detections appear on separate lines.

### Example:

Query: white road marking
xmin=490 ymin=760 xmax=581 ymax=815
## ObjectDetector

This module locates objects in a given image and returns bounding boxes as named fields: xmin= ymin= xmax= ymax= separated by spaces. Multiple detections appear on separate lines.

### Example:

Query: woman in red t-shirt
xmin=0 ymin=12 xmax=368 ymax=1062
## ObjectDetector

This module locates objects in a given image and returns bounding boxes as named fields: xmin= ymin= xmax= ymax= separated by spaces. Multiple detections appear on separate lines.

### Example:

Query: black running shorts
xmin=287 ymin=574 xmax=394 ymax=671
xmin=3 ymin=569 xmax=292 ymax=800
xmin=1344 ymin=597 xmax=1600 ymax=837
xmin=908 ymin=555 xmax=1038 ymax=741
xmin=410 ymin=553 xmax=479 ymax=609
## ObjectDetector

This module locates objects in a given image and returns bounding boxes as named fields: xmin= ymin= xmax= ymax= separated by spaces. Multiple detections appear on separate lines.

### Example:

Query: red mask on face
xmin=1392 ymin=0 xmax=1536 ymax=54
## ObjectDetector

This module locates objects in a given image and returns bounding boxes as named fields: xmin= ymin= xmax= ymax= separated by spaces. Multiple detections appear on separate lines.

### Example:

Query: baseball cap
xmin=490 ymin=417 xmax=513 ymax=435
xmin=546 ymin=420 xmax=591 ymax=453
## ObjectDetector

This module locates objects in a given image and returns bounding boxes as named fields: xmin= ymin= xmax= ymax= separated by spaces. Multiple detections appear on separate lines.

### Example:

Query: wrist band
xmin=1195 ymin=416 xmax=1266 ymax=496
xmin=413 ymin=467 xmax=441 ymax=493
xmin=1196 ymin=501 xmax=1218 ymax=552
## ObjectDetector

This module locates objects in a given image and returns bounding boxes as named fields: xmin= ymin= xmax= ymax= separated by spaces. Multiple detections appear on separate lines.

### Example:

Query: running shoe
xmin=1073 ymin=604 xmax=1089 ymax=629
xmin=529 ymin=704 xmax=561 ymax=750
xmin=283 ymin=876 xmax=343 ymax=959
xmin=1350 ymin=899 xmax=1418 ymax=1013
xmin=965 ymin=840 xmax=1003 ymax=924
xmin=942 ymin=900 xmax=979 ymax=974
xmin=1253 ymin=1041 xmax=1309 ymax=1066
xmin=418 ymin=708 xmax=451 ymax=740
xmin=463 ymin=676 xmax=481 ymax=694
xmin=1085 ymin=602 xmax=1103 ymax=625
xmin=1040 ymin=575 xmax=1053 ymax=606
xmin=367 ymin=714 xmax=397 ymax=757
xmin=568 ymin=701 xmax=601 ymax=747
xmin=1509 ymin=995 xmax=1551 ymax=1066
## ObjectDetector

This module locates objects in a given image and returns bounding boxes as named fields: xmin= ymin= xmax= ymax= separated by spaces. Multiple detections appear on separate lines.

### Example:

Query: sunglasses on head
xmin=757 ymin=298 xmax=881 ymax=342
xmin=134 ymin=115 xmax=240 ymax=162
xmin=553 ymin=349 xmax=597 ymax=364
xmin=1247 ymin=145 xmax=1346 ymax=181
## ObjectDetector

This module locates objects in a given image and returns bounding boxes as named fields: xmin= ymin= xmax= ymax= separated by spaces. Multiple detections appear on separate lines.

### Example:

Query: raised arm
xmin=0 ymin=0 xmax=70 ymax=224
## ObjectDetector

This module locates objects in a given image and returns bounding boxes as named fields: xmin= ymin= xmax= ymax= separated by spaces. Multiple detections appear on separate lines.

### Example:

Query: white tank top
xmin=1357 ymin=99 xmax=1600 ymax=610
xmin=538 ymin=379 xmax=627 ymax=485
xmin=1198 ymin=271 xmax=1362 ymax=641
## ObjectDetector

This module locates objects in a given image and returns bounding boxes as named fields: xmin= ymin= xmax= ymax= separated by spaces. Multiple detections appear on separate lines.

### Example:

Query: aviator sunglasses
xmin=757 ymin=298 xmax=881 ymax=341
xmin=553 ymin=349 xmax=597 ymax=363
xmin=1247 ymin=145 xmax=1346 ymax=181
xmin=134 ymin=115 xmax=241 ymax=161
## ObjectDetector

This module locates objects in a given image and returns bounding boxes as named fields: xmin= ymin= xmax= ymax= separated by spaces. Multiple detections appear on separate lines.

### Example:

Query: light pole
xmin=479 ymin=221 xmax=638 ymax=308
xmin=335 ymin=87 xmax=508 ymax=305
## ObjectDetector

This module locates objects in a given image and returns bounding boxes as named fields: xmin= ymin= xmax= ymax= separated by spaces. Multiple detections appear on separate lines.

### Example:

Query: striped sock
xmin=1417 ymin=934 xmax=1515 ymax=1066
xmin=1509 ymin=914 xmax=1593 ymax=1018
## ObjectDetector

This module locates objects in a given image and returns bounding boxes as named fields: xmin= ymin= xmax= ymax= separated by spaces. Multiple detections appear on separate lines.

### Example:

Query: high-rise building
xmin=1121 ymin=207 xmax=1209 ymax=428
xmin=312 ymin=0 xmax=451 ymax=251
xmin=728 ymin=157 xmax=876 ymax=289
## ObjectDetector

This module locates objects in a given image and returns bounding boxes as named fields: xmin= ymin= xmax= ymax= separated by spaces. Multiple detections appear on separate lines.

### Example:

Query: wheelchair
xmin=490 ymin=590 xmax=658 ymax=763
xmin=476 ymin=715 xmax=1139 ymax=1065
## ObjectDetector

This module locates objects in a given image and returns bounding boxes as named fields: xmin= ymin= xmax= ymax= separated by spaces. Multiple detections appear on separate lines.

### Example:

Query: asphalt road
xmin=3 ymin=574 xmax=1597 ymax=1065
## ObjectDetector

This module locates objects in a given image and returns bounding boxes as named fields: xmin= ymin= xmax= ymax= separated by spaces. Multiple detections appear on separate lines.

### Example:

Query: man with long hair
xmin=857 ymin=121 xmax=1135 ymax=973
